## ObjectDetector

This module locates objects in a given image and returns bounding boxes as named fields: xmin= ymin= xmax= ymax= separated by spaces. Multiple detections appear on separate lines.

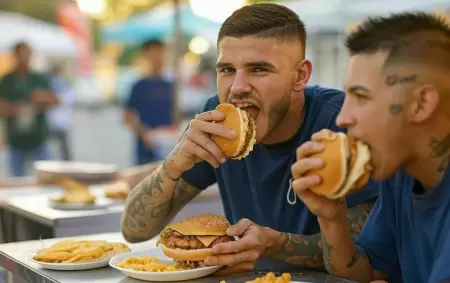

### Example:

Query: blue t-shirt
xmin=125 ymin=77 xmax=173 ymax=165
xmin=182 ymin=86 xmax=380 ymax=235
xmin=356 ymin=168 xmax=450 ymax=283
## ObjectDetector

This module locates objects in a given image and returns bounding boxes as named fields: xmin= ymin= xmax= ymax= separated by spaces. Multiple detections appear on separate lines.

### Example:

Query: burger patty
xmin=159 ymin=228 xmax=233 ymax=249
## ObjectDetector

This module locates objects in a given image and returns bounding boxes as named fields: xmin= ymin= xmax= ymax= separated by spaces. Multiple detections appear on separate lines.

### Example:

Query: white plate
xmin=28 ymin=253 xmax=111 ymax=271
xmin=34 ymin=161 xmax=118 ymax=183
xmin=109 ymin=248 xmax=222 ymax=282
xmin=48 ymin=197 xmax=121 ymax=211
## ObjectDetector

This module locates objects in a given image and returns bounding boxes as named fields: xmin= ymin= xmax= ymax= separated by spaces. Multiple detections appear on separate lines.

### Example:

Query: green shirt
xmin=0 ymin=71 xmax=51 ymax=150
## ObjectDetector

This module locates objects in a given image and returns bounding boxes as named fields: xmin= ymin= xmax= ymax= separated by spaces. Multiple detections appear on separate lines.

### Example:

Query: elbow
xmin=120 ymin=214 xmax=154 ymax=243
xmin=121 ymin=229 xmax=144 ymax=244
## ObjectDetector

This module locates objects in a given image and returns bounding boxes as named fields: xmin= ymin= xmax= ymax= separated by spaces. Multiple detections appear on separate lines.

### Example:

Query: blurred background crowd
xmin=0 ymin=0 xmax=448 ymax=178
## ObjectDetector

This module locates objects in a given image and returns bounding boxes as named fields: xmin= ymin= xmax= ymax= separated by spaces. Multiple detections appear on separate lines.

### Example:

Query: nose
xmin=336 ymin=99 xmax=354 ymax=129
xmin=230 ymin=71 xmax=252 ymax=94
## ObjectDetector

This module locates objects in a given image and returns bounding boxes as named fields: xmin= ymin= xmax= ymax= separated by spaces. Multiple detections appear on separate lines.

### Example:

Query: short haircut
xmin=218 ymin=3 xmax=306 ymax=50
xmin=13 ymin=41 xmax=30 ymax=53
xmin=142 ymin=39 xmax=165 ymax=50
xmin=345 ymin=12 xmax=450 ymax=70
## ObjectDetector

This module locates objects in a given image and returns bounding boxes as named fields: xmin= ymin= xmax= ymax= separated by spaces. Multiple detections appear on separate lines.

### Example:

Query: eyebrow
xmin=215 ymin=61 xmax=276 ymax=69
xmin=347 ymin=85 xmax=371 ymax=94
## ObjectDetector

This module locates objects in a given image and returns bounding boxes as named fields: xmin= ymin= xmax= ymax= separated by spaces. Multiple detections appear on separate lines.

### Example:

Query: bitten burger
xmin=157 ymin=214 xmax=234 ymax=268
xmin=307 ymin=131 xmax=373 ymax=199
xmin=210 ymin=103 xmax=256 ymax=160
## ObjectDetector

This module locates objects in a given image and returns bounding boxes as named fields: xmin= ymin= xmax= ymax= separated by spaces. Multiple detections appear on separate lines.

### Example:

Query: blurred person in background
xmin=47 ymin=63 xmax=75 ymax=161
xmin=123 ymin=39 xmax=174 ymax=165
xmin=0 ymin=42 xmax=58 ymax=177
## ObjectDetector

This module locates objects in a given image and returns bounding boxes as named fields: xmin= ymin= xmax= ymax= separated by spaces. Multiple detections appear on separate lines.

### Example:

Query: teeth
xmin=235 ymin=103 xmax=252 ymax=108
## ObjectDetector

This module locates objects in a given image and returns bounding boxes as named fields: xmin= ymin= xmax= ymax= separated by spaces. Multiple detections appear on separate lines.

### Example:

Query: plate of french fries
xmin=29 ymin=240 xmax=130 ymax=270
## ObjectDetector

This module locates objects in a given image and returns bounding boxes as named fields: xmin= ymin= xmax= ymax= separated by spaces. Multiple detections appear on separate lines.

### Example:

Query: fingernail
xmin=314 ymin=175 xmax=322 ymax=184
xmin=221 ymin=158 xmax=226 ymax=163
xmin=316 ymin=143 xmax=325 ymax=149
xmin=228 ymin=130 xmax=236 ymax=138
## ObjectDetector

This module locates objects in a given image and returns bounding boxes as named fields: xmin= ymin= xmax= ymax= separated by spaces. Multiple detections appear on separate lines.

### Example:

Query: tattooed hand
xmin=165 ymin=110 xmax=236 ymax=176
xmin=204 ymin=218 xmax=283 ymax=273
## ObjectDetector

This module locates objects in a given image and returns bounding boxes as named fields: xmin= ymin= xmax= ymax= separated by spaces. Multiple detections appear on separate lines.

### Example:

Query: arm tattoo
xmin=322 ymin=199 xmax=387 ymax=281
xmin=269 ymin=233 xmax=325 ymax=270
xmin=429 ymin=134 xmax=450 ymax=173
xmin=268 ymin=199 xmax=376 ymax=270
xmin=121 ymin=168 xmax=201 ymax=243
xmin=322 ymin=233 xmax=336 ymax=273
xmin=347 ymin=199 xmax=376 ymax=238
xmin=123 ymin=163 xmax=160 ymax=189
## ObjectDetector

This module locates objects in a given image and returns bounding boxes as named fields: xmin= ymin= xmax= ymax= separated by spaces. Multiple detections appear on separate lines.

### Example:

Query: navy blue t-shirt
xmin=182 ymin=86 xmax=380 ymax=235
xmin=356 ymin=168 xmax=450 ymax=283
xmin=125 ymin=77 xmax=173 ymax=165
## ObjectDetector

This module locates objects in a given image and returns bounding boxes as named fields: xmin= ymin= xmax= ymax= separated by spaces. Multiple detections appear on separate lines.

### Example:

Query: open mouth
xmin=233 ymin=102 xmax=260 ymax=122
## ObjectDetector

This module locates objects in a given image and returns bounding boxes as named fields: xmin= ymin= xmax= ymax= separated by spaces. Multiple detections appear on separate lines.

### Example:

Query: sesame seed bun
xmin=307 ymin=132 xmax=373 ymax=199
xmin=166 ymin=214 xmax=230 ymax=236
xmin=210 ymin=103 xmax=256 ymax=160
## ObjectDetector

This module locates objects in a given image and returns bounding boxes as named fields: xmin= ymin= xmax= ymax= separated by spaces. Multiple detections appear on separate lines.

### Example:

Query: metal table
xmin=0 ymin=232 xmax=354 ymax=283
xmin=0 ymin=185 xmax=224 ymax=242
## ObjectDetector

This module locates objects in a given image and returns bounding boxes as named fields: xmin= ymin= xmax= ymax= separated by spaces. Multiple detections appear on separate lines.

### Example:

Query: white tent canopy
xmin=0 ymin=12 xmax=77 ymax=57
xmin=280 ymin=0 xmax=450 ymax=33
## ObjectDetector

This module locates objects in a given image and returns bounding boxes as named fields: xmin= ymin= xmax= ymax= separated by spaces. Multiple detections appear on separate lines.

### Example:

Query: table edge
xmin=0 ymin=250 xmax=59 ymax=283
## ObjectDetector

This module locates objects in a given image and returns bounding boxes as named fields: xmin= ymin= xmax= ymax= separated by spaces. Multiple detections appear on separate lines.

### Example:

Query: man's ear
xmin=408 ymin=85 xmax=439 ymax=123
xmin=293 ymin=59 xmax=312 ymax=92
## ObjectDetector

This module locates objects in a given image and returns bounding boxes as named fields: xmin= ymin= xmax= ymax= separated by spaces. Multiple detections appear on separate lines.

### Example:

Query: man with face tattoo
xmin=120 ymin=3 xmax=379 ymax=274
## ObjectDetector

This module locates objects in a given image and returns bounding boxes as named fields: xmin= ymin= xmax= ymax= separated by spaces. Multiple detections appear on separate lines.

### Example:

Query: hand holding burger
xmin=204 ymin=218 xmax=283 ymax=276
xmin=291 ymin=129 xmax=373 ymax=220
xmin=165 ymin=103 xmax=256 ymax=179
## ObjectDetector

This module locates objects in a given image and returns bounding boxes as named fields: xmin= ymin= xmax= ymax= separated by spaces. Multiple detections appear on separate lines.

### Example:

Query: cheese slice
xmin=195 ymin=235 xmax=219 ymax=247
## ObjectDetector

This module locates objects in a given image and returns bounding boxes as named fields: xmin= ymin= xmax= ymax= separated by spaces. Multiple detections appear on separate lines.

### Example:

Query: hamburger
xmin=157 ymin=214 xmax=234 ymax=268
xmin=307 ymin=131 xmax=373 ymax=199
xmin=210 ymin=103 xmax=256 ymax=160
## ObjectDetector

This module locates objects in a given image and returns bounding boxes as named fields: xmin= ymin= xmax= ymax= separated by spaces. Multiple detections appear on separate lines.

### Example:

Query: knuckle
xmin=239 ymin=218 xmax=252 ymax=227
xmin=249 ymin=250 xmax=260 ymax=261
xmin=291 ymin=162 xmax=299 ymax=176
xmin=189 ymin=119 xmax=200 ymax=128
xmin=198 ymin=150 xmax=210 ymax=160
xmin=186 ymin=128 xmax=197 ymax=140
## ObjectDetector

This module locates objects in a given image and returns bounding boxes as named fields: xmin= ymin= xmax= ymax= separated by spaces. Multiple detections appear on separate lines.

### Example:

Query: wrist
xmin=318 ymin=214 xmax=350 ymax=248
xmin=263 ymin=227 xmax=284 ymax=255
xmin=163 ymin=157 xmax=184 ymax=180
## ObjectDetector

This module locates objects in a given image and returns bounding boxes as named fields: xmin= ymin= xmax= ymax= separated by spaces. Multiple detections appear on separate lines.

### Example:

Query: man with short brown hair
xmin=121 ymin=3 xmax=379 ymax=273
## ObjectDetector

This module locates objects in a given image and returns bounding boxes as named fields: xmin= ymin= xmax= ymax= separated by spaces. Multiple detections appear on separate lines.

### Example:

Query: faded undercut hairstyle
xmin=346 ymin=12 xmax=450 ymax=112
xmin=346 ymin=12 xmax=450 ymax=70
xmin=218 ymin=3 xmax=307 ymax=54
